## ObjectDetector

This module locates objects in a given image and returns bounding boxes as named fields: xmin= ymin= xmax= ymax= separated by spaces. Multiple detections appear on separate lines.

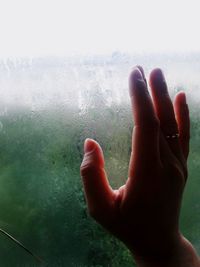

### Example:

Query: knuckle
xmin=80 ymin=162 xmax=97 ymax=178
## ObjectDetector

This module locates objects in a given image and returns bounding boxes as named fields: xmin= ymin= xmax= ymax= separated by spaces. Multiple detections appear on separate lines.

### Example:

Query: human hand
xmin=80 ymin=67 xmax=200 ymax=266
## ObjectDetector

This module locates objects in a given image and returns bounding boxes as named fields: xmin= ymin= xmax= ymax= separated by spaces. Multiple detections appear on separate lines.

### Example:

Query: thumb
xmin=80 ymin=139 xmax=114 ymax=221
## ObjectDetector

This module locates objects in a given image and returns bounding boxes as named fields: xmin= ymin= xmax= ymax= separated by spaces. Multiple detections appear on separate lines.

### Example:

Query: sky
xmin=0 ymin=0 xmax=199 ymax=57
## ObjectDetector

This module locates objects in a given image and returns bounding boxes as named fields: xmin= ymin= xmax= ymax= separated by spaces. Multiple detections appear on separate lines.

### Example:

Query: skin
xmin=80 ymin=67 xmax=200 ymax=267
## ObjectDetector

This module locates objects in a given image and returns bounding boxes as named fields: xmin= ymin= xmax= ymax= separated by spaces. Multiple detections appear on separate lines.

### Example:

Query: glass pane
xmin=0 ymin=1 xmax=199 ymax=266
xmin=0 ymin=54 xmax=199 ymax=266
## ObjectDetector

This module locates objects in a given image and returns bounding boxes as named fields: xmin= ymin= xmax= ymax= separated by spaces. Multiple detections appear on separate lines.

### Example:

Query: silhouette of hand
xmin=80 ymin=67 xmax=199 ymax=266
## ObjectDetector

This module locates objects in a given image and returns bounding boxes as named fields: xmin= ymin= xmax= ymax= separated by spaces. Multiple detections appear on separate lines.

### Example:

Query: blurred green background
xmin=0 ymin=55 xmax=199 ymax=266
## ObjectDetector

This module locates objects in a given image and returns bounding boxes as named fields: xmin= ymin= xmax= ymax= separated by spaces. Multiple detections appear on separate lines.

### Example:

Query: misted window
xmin=0 ymin=1 xmax=199 ymax=266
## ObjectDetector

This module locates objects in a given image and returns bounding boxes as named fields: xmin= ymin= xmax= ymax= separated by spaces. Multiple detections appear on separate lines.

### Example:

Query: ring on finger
xmin=165 ymin=133 xmax=179 ymax=139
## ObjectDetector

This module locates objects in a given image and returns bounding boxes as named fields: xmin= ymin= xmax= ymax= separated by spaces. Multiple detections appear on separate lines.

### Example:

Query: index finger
xmin=128 ymin=67 xmax=160 ymax=178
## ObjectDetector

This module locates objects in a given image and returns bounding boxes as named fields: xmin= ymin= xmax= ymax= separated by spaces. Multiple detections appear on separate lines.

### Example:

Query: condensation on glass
xmin=0 ymin=54 xmax=199 ymax=266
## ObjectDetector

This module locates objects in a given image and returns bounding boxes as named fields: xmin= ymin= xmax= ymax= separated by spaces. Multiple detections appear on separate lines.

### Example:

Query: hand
xmin=80 ymin=67 xmax=199 ymax=266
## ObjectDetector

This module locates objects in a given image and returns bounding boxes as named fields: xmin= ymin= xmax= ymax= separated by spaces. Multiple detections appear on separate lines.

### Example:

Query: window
xmin=0 ymin=1 xmax=199 ymax=266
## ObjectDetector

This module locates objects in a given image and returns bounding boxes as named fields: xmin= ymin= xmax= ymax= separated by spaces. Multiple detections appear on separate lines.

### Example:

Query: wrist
xmin=131 ymin=233 xmax=200 ymax=267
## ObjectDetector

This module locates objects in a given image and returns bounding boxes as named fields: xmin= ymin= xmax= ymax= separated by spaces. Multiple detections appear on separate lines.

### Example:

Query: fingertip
xmin=150 ymin=67 xmax=164 ymax=76
xmin=84 ymin=138 xmax=104 ymax=155
xmin=129 ymin=67 xmax=143 ymax=81
xmin=149 ymin=68 xmax=165 ymax=85
xmin=82 ymin=138 xmax=104 ymax=168
xmin=174 ymin=91 xmax=187 ymax=106
xmin=129 ymin=67 xmax=145 ymax=96
xmin=174 ymin=92 xmax=189 ymax=116
xmin=135 ymin=65 xmax=147 ymax=85
xmin=84 ymin=138 xmax=96 ymax=153
xmin=135 ymin=65 xmax=145 ymax=76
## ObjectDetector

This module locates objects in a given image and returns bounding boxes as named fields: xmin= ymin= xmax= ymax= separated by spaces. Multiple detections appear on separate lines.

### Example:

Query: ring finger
xmin=149 ymin=68 xmax=183 ymax=161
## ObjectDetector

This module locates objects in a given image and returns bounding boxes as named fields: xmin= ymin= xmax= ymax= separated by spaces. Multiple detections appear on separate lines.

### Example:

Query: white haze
xmin=0 ymin=54 xmax=199 ymax=111
xmin=0 ymin=0 xmax=199 ymax=57
xmin=0 ymin=0 xmax=199 ymax=109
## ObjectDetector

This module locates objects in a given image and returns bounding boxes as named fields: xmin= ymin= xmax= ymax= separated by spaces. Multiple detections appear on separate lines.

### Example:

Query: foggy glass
xmin=0 ymin=53 xmax=199 ymax=266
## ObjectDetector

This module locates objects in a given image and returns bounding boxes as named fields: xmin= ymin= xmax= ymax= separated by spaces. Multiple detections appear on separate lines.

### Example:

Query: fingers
xmin=174 ymin=92 xmax=190 ymax=159
xmin=149 ymin=69 xmax=183 ymax=161
xmin=135 ymin=65 xmax=147 ymax=86
xmin=128 ymin=67 xmax=160 ymax=178
xmin=80 ymin=139 xmax=114 ymax=222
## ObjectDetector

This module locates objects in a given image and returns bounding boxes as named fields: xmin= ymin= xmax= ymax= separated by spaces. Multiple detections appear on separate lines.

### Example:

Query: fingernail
xmin=130 ymin=67 xmax=144 ymax=82
xmin=129 ymin=68 xmax=144 ymax=97
xmin=84 ymin=138 xmax=96 ymax=153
